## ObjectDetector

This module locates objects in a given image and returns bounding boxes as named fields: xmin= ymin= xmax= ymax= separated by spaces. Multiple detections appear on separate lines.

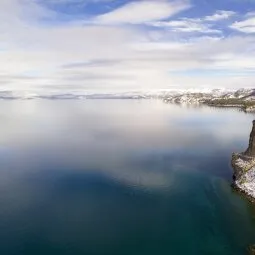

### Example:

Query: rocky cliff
xmin=232 ymin=121 xmax=255 ymax=201
xmin=245 ymin=121 xmax=255 ymax=157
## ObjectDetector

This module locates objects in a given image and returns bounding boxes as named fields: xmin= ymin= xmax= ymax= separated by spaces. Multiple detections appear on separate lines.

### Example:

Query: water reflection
xmin=0 ymin=99 xmax=255 ymax=255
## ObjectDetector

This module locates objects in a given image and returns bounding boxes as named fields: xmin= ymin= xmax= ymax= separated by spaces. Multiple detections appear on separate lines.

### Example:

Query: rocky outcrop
xmin=245 ymin=121 xmax=255 ymax=157
xmin=232 ymin=121 xmax=255 ymax=201
xmin=248 ymin=245 xmax=255 ymax=255
xmin=232 ymin=121 xmax=255 ymax=254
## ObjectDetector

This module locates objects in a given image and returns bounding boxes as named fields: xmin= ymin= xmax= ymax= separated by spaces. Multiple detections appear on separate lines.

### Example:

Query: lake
xmin=0 ymin=99 xmax=255 ymax=255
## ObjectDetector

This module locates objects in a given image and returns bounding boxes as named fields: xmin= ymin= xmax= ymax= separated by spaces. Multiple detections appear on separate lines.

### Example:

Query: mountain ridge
xmin=0 ymin=88 xmax=255 ymax=110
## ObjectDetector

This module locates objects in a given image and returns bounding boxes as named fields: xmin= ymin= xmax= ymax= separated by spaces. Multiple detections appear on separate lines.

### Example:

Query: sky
xmin=1 ymin=0 xmax=255 ymax=93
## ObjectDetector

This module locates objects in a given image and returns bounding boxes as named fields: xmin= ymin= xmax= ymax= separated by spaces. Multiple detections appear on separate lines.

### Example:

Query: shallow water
xmin=0 ymin=99 xmax=255 ymax=255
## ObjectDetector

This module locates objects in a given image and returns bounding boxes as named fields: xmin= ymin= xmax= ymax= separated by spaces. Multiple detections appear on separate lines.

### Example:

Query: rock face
xmin=245 ymin=120 xmax=255 ymax=157
xmin=232 ymin=122 xmax=255 ymax=254
xmin=248 ymin=245 xmax=255 ymax=255
xmin=232 ymin=120 xmax=255 ymax=201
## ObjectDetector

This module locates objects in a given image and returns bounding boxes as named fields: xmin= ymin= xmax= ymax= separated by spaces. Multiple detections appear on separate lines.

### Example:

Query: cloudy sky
xmin=1 ymin=0 xmax=255 ymax=93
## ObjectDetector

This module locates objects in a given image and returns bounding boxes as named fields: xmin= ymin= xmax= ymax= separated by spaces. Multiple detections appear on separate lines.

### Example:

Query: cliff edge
xmin=232 ymin=120 xmax=255 ymax=201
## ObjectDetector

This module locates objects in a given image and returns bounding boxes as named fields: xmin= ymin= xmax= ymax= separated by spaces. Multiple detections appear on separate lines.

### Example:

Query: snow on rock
xmin=232 ymin=154 xmax=255 ymax=199
xmin=232 ymin=121 xmax=255 ymax=201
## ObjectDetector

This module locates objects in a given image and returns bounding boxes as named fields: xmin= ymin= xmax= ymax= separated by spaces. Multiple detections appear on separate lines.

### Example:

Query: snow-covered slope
xmin=0 ymin=88 xmax=254 ymax=101
xmin=163 ymin=88 xmax=255 ymax=104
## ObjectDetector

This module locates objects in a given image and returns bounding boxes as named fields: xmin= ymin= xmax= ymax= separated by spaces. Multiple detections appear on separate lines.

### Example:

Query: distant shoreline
xmin=204 ymin=99 xmax=255 ymax=113
xmin=163 ymin=89 xmax=255 ymax=113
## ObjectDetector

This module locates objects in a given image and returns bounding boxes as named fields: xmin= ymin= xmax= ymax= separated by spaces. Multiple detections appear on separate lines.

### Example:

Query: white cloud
xmin=148 ymin=19 xmax=221 ymax=33
xmin=0 ymin=0 xmax=255 ymax=92
xmin=204 ymin=10 xmax=236 ymax=21
xmin=41 ymin=0 xmax=113 ymax=3
xmin=246 ymin=12 xmax=255 ymax=17
xmin=230 ymin=16 xmax=255 ymax=33
xmin=93 ymin=0 xmax=191 ymax=24
xmin=147 ymin=10 xmax=236 ymax=34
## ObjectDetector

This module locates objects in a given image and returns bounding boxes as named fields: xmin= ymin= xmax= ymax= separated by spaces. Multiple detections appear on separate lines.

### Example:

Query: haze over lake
xmin=0 ymin=99 xmax=255 ymax=255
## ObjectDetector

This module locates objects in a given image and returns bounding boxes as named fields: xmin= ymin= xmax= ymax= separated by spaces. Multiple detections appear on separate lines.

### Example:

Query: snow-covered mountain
xmin=163 ymin=88 xmax=255 ymax=104
xmin=0 ymin=88 xmax=254 ymax=101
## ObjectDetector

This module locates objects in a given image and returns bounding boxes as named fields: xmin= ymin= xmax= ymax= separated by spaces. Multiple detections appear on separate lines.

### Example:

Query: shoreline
xmin=162 ymin=89 xmax=255 ymax=113
xmin=231 ymin=152 xmax=255 ymax=202
xmin=231 ymin=182 xmax=255 ymax=204
xmin=205 ymin=102 xmax=255 ymax=113
xmin=230 ymin=123 xmax=255 ymax=255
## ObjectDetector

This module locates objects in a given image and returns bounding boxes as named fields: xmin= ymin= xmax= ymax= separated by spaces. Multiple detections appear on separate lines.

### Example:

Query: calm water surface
xmin=0 ymin=99 xmax=255 ymax=255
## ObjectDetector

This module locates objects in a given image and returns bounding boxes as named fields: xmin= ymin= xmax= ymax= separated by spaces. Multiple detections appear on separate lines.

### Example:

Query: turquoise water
xmin=0 ymin=100 xmax=255 ymax=255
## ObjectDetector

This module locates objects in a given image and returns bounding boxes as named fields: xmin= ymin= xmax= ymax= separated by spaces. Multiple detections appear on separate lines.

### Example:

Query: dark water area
xmin=0 ymin=99 xmax=255 ymax=255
